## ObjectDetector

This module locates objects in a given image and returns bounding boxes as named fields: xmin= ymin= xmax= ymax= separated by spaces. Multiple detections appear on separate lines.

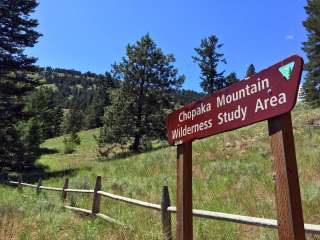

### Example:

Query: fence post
xmin=0 ymin=171 xmax=7 ymax=183
xmin=92 ymin=176 xmax=102 ymax=216
xmin=62 ymin=178 xmax=69 ymax=202
xmin=161 ymin=185 xmax=172 ymax=240
xmin=18 ymin=175 xmax=22 ymax=192
xmin=36 ymin=178 xmax=42 ymax=195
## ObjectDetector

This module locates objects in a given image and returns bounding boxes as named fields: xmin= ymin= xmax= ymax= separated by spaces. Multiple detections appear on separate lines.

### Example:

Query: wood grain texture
xmin=36 ymin=178 xmax=42 ymax=195
xmin=18 ymin=175 xmax=22 ymax=192
xmin=176 ymin=142 xmax=193 ymax=240
xmin=92 ymin=176 xmax=102 ymax=215
xmin=39 ymin=186 xmax=63 ymax=191
xmin=161 ymin=185 xmax=172 ymax=240
xmin=268 ymin=113 xmax=306 ymax=240
xmin=98 ymin=191 xmax=161 ymax=210
xmin=62 ymin=178 xmax=69 ymax=201
xmin=64 ymin=188 xmax=93 ymax=193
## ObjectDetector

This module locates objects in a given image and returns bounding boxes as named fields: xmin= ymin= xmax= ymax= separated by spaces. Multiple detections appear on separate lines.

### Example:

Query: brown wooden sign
xmin=167 ymin=55 xmax=303 ymax=145
xmin=171 ymin=55 xmax=305 ymax=240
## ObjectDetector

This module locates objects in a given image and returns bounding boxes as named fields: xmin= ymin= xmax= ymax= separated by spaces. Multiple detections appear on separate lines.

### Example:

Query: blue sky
xmin=28 ymin=0 xmax=308 ymax=92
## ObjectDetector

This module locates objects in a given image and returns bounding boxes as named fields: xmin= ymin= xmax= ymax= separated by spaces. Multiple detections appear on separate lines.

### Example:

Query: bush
xmin=63 ymin=137 xmax=76 ymax=154
xmin=63 ymin=132 xmax=81 ymax=154
xmin=70 ymin=132 xmax=81 ymax=145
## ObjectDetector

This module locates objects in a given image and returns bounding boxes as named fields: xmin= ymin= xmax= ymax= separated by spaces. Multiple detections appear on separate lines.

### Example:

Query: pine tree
xmin=18 ymin=117 xmax=42 ymax=164
xmin=245 ymin=64 xmax=256 ymax=78
xmin=302 ymin=0 xmax=320 ymax=106
xmin=99 ymin=34 xmax=184 ymax=152
xmin=85 ymin=72 xmax=114 ymax=129
xmin=0 ymin=0 xmax=42 ymax=169
xmin=26 ymin=87 xmax=63 ymax=139
xmin=173 ymin=89 xmax=205 ymax=106
xmin=192 ymin=35 xmax=227 ymax=94
xmin=225 ymin=72 xmax=239 ymax=86
xmin=64 ymin=108 xmax=84 ymax=134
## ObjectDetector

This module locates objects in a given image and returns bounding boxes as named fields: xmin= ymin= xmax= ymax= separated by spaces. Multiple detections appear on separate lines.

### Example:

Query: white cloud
xmin=285 ymin=34 xmax=295 ymax=40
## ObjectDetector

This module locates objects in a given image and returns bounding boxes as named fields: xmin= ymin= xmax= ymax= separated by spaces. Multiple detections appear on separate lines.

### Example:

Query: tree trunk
xmin=132 ymin=135 xmax=141 ymax=152
xmin=131 ymin=77 xmax=145 ymax=153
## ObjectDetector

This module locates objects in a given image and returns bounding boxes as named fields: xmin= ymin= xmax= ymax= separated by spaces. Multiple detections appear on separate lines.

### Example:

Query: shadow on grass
xmin=2 ymin=167 xmax=81 ymax=184
xmin=0 ymin=146 xmax=75 ymax=183
xmin=38 ymin=147 xmax=59 ymax=155
xmin=1 ymin=164 xmax=93 ymax=184
xmin=97 ymin=143 xmax=170 ymax=162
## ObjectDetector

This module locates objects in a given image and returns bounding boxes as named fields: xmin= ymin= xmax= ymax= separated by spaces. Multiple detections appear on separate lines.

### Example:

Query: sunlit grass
xmin=1 ymin=103 xmax=320 ymax=239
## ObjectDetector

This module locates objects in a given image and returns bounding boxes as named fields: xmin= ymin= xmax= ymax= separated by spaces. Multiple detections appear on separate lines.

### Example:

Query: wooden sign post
xmin=268 ymin=113 xmax=305 ymax=239
xmin=167 ymin=55 xmax=305 ymax=240
xmin=176 ymin=142 xmax=193 ymax=240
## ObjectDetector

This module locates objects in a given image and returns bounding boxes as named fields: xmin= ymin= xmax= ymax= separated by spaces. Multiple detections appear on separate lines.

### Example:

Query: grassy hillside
xmin=1 ymin=104 xmax=320 ymax=239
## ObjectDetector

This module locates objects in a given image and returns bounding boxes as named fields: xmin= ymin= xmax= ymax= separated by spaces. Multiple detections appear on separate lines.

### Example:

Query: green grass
xmin=1 ymin=104 xmax=320 ymax=239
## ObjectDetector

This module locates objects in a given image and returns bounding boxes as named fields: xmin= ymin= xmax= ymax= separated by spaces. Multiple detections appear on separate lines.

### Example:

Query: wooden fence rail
xmin=4 ymin=176 xmax=320 ymax=239
xmin=98 ymin=190 xmax=161 ymax=210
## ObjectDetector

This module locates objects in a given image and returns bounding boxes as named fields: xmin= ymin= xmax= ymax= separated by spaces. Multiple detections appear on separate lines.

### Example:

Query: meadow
xmin=1 ymin=104 xmax=320 ymax=240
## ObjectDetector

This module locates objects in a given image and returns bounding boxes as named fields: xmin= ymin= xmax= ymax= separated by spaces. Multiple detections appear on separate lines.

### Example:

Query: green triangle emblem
xmin=278 ymin=61 xmax=295 ymax=80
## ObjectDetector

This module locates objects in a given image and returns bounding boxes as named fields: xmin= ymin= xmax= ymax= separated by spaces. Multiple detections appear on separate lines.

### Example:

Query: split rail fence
xmin=4 ymin=175 xmax=320 ymax=239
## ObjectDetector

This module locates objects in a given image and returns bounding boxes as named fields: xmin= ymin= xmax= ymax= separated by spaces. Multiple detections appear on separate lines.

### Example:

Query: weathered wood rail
xmin=4 ymin=176 xmax=320 ymax=239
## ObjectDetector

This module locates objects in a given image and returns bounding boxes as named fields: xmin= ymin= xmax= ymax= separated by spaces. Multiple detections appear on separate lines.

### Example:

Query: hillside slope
xmin=1 ymin=104 xmax=320 ymax=239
